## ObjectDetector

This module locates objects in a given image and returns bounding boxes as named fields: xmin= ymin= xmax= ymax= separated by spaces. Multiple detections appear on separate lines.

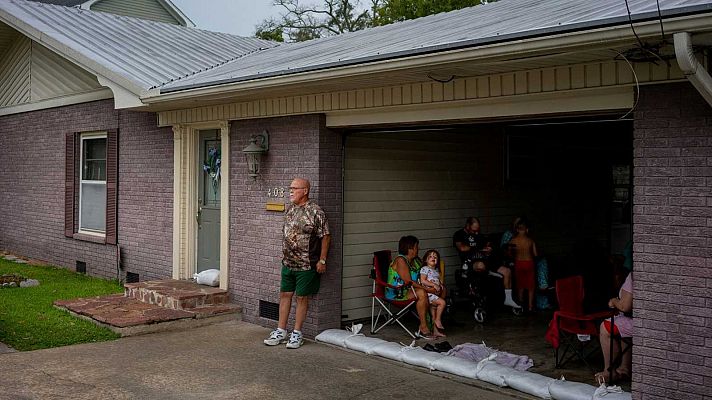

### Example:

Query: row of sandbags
xmin=315 ymin=329 xmax=631 ymax=400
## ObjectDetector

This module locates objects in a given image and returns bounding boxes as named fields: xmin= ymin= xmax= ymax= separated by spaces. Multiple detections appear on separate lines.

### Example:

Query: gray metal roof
xmin=0 ymin=0 xmax=277 ymax=91
xmin=162 ymin=0 xmax=712 ymax=93
xmin=26 ymin=0 xmax=84 ymax=6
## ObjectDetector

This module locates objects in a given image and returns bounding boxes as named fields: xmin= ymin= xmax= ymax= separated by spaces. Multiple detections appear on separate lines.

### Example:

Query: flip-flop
xmin=415 ymin=330 xmax=435 ymax=340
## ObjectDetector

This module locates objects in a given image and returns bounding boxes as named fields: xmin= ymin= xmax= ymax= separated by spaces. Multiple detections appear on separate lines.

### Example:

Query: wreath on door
xmin=202 ymin=146 xmax=221 ymax=195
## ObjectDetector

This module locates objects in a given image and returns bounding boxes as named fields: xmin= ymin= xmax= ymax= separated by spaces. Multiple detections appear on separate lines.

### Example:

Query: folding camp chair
xmin=370 ymin=250 xmax=417 ymax=338
xmin=548 ymin=275 xmax=614 ymax=369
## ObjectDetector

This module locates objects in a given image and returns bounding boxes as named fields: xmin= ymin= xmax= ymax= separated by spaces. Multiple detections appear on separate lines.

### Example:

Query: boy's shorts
xmin=280 ymin=264 xmax=320 ymax=296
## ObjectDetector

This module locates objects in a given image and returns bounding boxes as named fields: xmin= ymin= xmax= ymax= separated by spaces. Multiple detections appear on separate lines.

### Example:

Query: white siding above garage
xmin=341 ymin=130 xmax=524 ymax=321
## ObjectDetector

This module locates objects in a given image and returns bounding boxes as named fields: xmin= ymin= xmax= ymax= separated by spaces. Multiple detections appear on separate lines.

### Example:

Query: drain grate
xmin=75 ymin=261 xmax=86 ymax=274
xmin=125 ymin=272 xmax=139 ymax=283
xmin=259 ymin=300 xmax=280 ymax=321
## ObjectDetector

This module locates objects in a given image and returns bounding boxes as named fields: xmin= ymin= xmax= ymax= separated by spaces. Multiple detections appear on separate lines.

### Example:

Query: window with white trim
xmin=79 ymin=133 xmax=107 ymax=234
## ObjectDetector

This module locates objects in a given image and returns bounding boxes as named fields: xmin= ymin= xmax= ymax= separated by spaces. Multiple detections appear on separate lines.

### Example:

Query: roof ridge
xmin=152 ymin=43 xmax=280 ymax=89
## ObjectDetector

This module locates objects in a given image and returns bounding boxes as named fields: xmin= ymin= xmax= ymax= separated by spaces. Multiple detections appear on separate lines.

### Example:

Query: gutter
xmin=674 ymin=32 xmax=712 ymax=107
xmin=141 ymin=13 xmax=712 ymax=104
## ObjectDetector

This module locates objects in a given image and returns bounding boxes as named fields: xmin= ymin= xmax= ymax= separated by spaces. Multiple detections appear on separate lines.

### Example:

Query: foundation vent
xmin=125 ymin=272 xmax=139 ymax=283
xmin=259 ymin=300 xmax=279 ymax=321
xmin=75 ymin=261 xmax=86 ymax=274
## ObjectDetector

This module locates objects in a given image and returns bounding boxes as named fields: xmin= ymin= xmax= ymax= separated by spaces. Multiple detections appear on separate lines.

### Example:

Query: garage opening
xmin=342 ymin=117 xmax=633 ymax=384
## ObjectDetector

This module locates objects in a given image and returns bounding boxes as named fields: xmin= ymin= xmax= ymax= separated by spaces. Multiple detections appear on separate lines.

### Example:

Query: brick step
xmin=124 ymin=279 xmax=229 ymax=310
xmin=54 ymin=294 xmax=242 ymax=337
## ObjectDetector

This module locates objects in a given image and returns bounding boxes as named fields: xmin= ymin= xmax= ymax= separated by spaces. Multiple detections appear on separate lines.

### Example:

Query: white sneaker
xmin=286 ymin=331 xmax=303 ymax=349
xmin=263 ymin=329 xmax=287 ymax=346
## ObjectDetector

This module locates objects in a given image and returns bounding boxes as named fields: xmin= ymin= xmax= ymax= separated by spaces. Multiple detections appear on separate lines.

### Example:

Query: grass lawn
xmin=0 ymin=257 xmax=123 ymax=351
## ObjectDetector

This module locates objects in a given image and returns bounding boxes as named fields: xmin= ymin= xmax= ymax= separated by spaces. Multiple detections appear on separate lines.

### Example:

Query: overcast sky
xmin=171 ymin=0 xmax=278 ymax=37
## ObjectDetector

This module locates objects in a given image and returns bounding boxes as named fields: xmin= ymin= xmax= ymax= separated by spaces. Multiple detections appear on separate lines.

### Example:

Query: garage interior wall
xmin=342 ymin=120 xmax=632 ymax=321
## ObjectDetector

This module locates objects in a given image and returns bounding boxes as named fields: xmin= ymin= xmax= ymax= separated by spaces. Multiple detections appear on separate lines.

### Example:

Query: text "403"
xmin=267 ymin=187 xmax=285 ymax=198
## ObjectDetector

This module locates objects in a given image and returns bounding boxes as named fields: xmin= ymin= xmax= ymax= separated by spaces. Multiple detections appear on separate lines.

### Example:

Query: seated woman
xmin=385 ymin=235 xmax=439 ymax=339
xmin=595 ymin=271 xmax=633 ymax=385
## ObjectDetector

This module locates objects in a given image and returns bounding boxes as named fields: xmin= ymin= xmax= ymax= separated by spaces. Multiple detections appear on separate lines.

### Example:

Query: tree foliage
xmin=255 ymin=0 xmax=376 ymax=43
xmin=254 ymin=0 xmax=489 ymax=42
xmin=373 ymin=0 xmax=486 ymax=25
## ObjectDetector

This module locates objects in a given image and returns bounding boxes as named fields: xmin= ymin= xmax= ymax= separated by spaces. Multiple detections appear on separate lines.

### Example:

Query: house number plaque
xmin=265 ymin=186 xmax=286 ymax=212
xmin=266 ymin=187 xmax=285 ymax=198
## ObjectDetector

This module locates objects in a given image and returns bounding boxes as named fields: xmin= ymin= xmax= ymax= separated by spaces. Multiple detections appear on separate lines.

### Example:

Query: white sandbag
xmin=344 ymin=335 xmax=387 ymax=354
xmin=476 ymin=360 xmax=514 ymax=387
xmin=370 ymin=342 xmax=409 ymax=361
xmin=504 ymin=370 xmax=555 ymax=399
xmin=431 ymin=355 xmax=480 ymax=379
xmin=592 ymin=385 xmax=631 ymax=400
xmin=548 ymin=379 xmax=597 ymax=400
xmin=400 ymin=347 xmax=447 ymax=370
xmin=193 ymin=269 xmax=220 ymax=286
xmin=314 ymin=329 xmax=353 ymax=347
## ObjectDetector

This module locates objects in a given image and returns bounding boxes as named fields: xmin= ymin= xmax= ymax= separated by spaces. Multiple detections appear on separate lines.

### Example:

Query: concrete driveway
xmin=0 ymin=321 xmax=526 ymax=400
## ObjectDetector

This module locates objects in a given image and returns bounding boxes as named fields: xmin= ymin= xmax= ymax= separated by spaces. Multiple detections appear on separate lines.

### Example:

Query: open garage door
xmin=341 ymin=120 xmax=632 ymax=322
xmin=341 ymin=128 xmax=520 ymax=321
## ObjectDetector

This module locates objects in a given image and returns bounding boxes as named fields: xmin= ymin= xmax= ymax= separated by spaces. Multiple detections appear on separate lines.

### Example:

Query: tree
xmin=254 ymin=0 xmax=490 ymax=42
xmin=254 ymin=0 xmax=378 ymax=43
xmin=372 ymin=0 xmax=487 ymax=25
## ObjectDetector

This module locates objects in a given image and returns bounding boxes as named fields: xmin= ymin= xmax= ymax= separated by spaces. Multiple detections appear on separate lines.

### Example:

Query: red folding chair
xmin=545 ymin=275 xmax=614 ymax=369
xmin=370 ymin=250 xmax=417 ymax=338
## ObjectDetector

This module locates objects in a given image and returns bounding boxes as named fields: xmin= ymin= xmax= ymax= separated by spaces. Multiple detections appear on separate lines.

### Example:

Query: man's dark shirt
xmin=453 ymin=228 xmax=488 ymax=264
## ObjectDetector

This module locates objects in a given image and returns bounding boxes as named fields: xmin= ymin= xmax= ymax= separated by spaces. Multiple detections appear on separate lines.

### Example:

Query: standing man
xmin=453 ymin=216 xmax=520 ymax=308
xmin=264 ymin=178 xmax=331 ymax=349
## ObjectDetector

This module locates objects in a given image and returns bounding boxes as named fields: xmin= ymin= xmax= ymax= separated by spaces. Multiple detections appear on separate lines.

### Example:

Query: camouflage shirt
xmin=282 ymin=200 xmax=330 ymax=271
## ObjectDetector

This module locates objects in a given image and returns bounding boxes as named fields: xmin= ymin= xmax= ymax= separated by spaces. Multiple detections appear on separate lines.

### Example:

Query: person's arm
xmin=532 ymin=241 xmax=538 ymax=258
xmin=316 ymin=234 xmax=331 ymax=274
xmin=396 ymin=259 xmax=430 ymax=292
xmin=420 ymin=273 xmax=440 ymax=292
xmin=609 ymin=288 xmax=632 ymax=313
xmin=454 ymin=240 xmax=470 ymax=253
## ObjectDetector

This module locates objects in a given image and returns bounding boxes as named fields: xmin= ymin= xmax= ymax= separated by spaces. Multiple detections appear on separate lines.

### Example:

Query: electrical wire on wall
xmin=613 ymin=49 xmax=640 ymax=120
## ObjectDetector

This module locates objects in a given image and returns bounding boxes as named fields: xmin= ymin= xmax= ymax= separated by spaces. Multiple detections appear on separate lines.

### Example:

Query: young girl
xmin=509 ymin=219 xmax=538 ymax=312
xmin=420 ymin=249 xmax=447 ymax=338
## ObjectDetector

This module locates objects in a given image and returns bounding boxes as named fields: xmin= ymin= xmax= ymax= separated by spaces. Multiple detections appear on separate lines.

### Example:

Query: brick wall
xmin=0 ymin=100 xmax=173 ymax=281
xmin=230 ymin=114 xmax=343 ymax=337
xmin=632 ymin=82 xmax=712 ymax=400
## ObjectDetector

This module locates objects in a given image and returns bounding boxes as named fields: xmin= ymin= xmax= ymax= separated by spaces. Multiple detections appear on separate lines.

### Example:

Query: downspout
xmin=674 ymin=32 xmax=712 ymax=107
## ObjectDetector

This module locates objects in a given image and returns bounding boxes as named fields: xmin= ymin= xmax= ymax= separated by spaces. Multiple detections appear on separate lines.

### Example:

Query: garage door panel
xmin=344 ymin=189 xmax=481 ymax=202
xmin=346 ymin=169 xmax=474 ymax=181
xmin=344 ymin=218 xmax=464 ymax=234
xmin=342 ymin=130 xmax=502 ymax=321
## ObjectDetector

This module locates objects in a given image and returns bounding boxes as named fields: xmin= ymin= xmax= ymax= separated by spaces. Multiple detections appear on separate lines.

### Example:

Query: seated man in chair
xmin=453 ymin=217 xmax=520 ymax=308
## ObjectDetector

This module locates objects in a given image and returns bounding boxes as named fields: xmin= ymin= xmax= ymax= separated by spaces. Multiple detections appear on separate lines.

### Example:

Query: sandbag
xmin=314 ymin=329 xmax=353 ymax=347
xmin=344 ymin=335 xmax=387 ymax=354
xmin=431 ymin=355 xmax=480 ymax=379
xmin=592 ymin=385 xmax=631 ymax=400
xmin=476 ymin=360 xmax=514 ymax=387
xmin=504 ymin=370 xmax=555 ymax=399
xmin=193 ymin=269 xmax=220 ymax=286
xmin=548 ymin=379 xmax=597 ymax=400
xmin=370 ymin=341 xmax=409 ymax=360
xmin=400 ymin=347 xmax=447 ymax=370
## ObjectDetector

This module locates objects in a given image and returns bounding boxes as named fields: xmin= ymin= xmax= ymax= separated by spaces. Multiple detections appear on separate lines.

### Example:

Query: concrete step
xmin=54 ymin=294 xmax=242 ymax=337
xmin=124 ymin=279 xmax=228 ymax=310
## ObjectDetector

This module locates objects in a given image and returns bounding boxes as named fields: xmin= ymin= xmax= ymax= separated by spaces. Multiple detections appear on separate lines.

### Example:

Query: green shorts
xmin=280 ymin=264 xmax=321 ymax=296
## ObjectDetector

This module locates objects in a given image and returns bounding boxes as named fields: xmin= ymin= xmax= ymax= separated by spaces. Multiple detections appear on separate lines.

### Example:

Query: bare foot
xmin=433 ymin=328 xmax=446 ymax=338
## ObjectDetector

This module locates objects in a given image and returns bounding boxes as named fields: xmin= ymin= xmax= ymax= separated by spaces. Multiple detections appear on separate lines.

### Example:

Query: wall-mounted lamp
xmin=242 ymin=130 xmax=269 ymax=179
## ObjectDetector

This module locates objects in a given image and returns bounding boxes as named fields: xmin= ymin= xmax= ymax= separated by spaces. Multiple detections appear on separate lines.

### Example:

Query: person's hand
xmin=317 ymin=262 xmax=326 ymax=274
xmin=608 ymin=298 xmax=617 ymax=309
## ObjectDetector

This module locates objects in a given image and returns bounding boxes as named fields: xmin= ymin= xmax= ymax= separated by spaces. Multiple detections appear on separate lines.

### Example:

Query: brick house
xmin=1 ymin=1 xmax=711 ymax=398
